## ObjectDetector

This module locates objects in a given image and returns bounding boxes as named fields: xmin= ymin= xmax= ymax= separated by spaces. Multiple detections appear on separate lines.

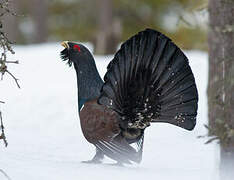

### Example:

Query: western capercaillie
xmin=60 ymin=28 xmax=198 ymax=165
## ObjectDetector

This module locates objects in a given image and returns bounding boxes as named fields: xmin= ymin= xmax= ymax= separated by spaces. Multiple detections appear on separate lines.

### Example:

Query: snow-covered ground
xmin=0 ymin=43 xmax=219 ymax=180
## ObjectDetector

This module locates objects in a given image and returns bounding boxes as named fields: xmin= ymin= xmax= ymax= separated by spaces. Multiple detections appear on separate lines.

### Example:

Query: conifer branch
xmin=0 ymin=169 xmax=12 ymax=180
xmin=0 ymin=111 xmax=8 ymax=147
xmin=0 ymin=0 xmax=20 ymax=147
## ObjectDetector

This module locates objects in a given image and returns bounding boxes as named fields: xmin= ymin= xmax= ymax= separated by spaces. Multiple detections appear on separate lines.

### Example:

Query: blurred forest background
xmin=3 ymin=0 xmax=208 ymax=54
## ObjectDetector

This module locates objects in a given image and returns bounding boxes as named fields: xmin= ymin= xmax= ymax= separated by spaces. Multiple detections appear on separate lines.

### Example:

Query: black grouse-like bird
xmin=60 ymin=29 xmax=198 ymax=164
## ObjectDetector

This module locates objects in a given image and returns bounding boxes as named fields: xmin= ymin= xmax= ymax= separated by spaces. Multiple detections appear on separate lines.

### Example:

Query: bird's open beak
xmin=61 ymin=41 xmax=69 ymax=49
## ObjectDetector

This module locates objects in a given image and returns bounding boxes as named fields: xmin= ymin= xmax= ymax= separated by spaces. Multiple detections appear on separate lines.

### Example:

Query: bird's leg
xmin=110 ymin=161 xmax=124 ymax=166
xmin=91 ymin=148 xmax=104 ymax=163
xmin=82 ymin=147 xmax=104 ymax=164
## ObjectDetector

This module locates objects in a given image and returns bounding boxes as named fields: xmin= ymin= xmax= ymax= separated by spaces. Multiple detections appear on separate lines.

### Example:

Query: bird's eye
xmin=73 ymin=44 xmax=81 ymax=52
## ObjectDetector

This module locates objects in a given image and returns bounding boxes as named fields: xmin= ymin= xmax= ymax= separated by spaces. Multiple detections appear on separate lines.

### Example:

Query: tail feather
xmin=98 ymin=28 xmax=198 ymax=131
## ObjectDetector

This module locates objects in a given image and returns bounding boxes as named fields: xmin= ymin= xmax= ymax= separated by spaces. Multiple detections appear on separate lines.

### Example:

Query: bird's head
xmin=60 ymin=41 xmax=91 ymax=67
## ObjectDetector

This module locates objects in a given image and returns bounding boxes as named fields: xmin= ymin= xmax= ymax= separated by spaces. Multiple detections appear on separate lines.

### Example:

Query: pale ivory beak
xmin=61 ymin=41 xmax=69 ymax=48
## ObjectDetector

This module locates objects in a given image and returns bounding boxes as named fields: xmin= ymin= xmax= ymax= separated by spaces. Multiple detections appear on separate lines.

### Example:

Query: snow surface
xmin=0 ymin=43 xmax=219 ymax=180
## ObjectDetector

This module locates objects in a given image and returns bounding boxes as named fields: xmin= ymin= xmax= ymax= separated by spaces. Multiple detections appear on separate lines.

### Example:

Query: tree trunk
xmin=1 ymin=0 xmax=20 ymax=43
xmin=95 ymin=0 xmax=121 ymax=55
xmin=30 ymin=0 xmax=48 ymax=43
xmin=208 ymin=0 xmax=234 ymax=179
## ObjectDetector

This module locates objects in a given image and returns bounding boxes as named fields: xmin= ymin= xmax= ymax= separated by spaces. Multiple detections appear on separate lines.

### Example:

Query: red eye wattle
xmin=73 ymin=44 xmax=81 ymax=52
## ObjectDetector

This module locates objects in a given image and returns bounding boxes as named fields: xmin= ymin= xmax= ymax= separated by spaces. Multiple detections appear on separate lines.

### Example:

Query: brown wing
xmin=79 ymin=99 xmax=143 ymax=163
xmin=79 ymin=99 xmax=120 ymax=144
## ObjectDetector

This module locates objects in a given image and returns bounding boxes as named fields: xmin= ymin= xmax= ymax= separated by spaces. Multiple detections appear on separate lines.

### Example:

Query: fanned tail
xmin=98 ymin=28 xmax=198 ymax=131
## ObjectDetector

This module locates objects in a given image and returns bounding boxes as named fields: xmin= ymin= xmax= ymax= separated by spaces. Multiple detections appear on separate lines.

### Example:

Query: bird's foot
xmin=81 ymin=159 xmax=102 ymax=164
xmin=107 ymin=162 xmax=124 ymax=167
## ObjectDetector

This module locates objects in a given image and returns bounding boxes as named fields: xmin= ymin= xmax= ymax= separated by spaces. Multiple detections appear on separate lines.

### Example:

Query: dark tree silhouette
xmin=30 ymin=0 xmax=48 ymax=43
xmin=95 ymin=0 xmax=121 ymax=54
xmin=208 ymin=0 xmax=234 ymax=179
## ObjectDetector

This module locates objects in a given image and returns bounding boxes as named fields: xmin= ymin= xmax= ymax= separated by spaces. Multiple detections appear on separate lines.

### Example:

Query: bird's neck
xmin=74 ymin=58 xmax=104 ymax=111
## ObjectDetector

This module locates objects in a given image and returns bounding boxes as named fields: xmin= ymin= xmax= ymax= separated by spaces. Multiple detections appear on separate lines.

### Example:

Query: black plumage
xmin=98 ymin=29 xmax=198 ymax=131
xmin=60 ymin=29 xmax=198 ymax=164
